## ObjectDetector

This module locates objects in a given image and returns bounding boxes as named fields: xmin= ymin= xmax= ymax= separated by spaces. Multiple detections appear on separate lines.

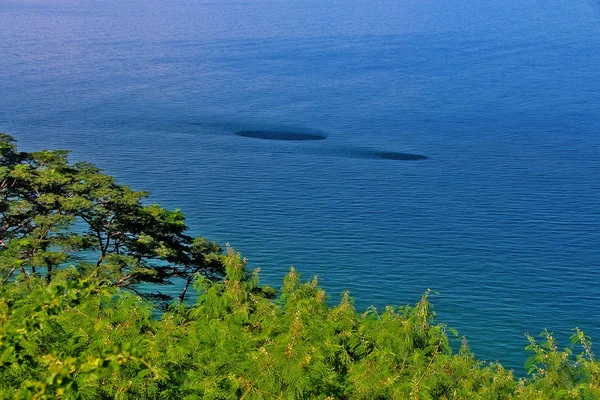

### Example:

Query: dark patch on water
xmin=235 ymin=130 xmax=327 ymax=141
xmin=336 ymin=148 xmax=428 ymax=161
xmin=368 ymin=151 xmax=428 ymax=161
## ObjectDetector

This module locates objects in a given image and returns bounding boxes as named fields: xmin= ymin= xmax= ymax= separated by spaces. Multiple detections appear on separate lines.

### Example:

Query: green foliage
xmin=1 ymin=134 xmax=599 ymax=398
xmin=2 ymin=259 xmax=599 ymax=399
xmin=520 ymin=329 xmax=600 ymax=399
xmin=0 ymin=134 xmax=224 ymax=303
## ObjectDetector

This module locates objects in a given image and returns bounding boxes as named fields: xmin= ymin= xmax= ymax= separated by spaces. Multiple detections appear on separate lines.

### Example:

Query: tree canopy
xmin=0 ymin=134 xmax=224 ymax=303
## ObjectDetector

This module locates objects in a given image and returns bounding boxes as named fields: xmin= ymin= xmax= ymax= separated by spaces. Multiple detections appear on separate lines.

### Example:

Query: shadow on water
xmin=235 ymin=130 xmax=327 ymax=141
xmin=324 ymin=147 xmax=429 ymax=161
xmin=234 ymin=129 xmax=428 ymax=161
xmin=176 ymin=122 xmax=428 ymax=161
xmin=361 ymin=151 xmax=429 ymax=161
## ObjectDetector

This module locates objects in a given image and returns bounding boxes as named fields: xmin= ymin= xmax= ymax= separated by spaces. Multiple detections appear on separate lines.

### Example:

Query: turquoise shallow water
xmin=1 ymin=0 xmax=599 ymax=372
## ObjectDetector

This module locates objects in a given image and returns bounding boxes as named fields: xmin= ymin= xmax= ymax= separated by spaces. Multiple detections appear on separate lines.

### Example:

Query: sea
xmin=1 ymin=0 xmax=599 ymax=373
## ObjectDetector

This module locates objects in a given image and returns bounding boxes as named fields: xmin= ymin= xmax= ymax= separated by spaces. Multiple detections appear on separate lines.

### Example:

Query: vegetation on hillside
xmin=1 ymin=134 xmax=598 ymax=399
xmin=0 ymin=133 xmax=224 ymax=305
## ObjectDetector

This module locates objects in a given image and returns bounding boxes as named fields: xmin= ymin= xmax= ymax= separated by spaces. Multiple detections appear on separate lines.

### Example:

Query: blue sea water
xmin=1 ymin=0 xmax=599 ymax=372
